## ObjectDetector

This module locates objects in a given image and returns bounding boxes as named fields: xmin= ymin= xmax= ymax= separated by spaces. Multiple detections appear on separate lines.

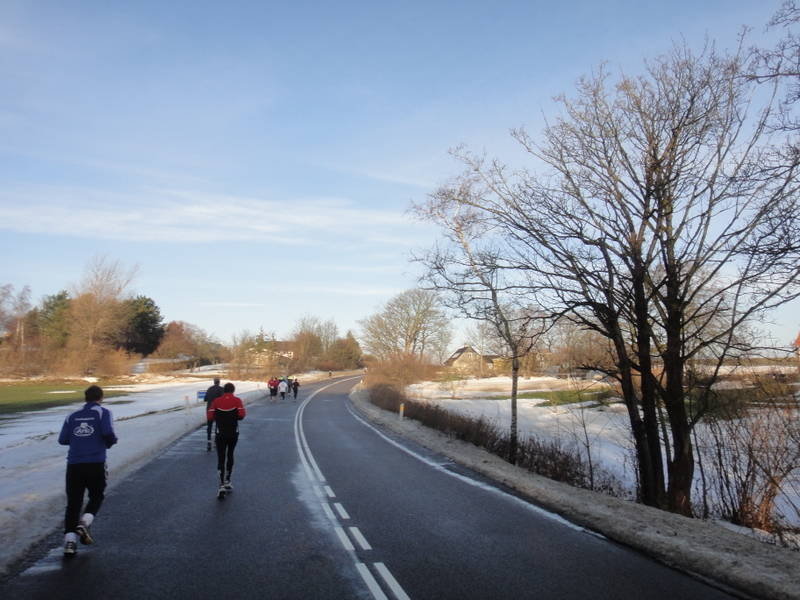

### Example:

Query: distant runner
xmin=278 ymin=378 xmax=288 ymax=401
xmin=267 ymin=377 xmax=279 ymax=403
xmin=203 ymin=378 xmax=224 ymax=451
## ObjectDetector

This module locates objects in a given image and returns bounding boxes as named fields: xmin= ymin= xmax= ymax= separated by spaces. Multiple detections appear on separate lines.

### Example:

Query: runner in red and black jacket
xmin=207 ymin=382 xmax=246 ymax=494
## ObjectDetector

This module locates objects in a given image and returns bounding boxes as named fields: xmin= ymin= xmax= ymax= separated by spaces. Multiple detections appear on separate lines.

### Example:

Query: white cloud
xmin=0 ymin=185 xmax=415 ymax=244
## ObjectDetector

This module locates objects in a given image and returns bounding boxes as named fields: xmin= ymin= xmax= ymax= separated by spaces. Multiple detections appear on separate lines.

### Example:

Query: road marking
xmin=356 ymin=563 xmax=389 ymax=600
xmin=334 ymin=526 xmax=355 ymax=551
xmin=349 ymin=527 xmax=372 ymax=550
xmin=296 ymin=378 xmax=410 ymax=600
xmin=346 ymin=402 xmax=592 ymax=534
xmin=375 ymin=563 xmax=411 ymax=600
xmin=334 ymin=502 xmax=350 ymax=519
xmin=322 ymin=502 xmax=336 ymax=520
xmin=295 ymin=384 xmax=342 ymax=483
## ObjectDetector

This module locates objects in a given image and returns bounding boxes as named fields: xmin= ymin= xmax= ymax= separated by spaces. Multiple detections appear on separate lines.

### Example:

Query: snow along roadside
xmin=346 ymin=386 xmax=800 ymax=600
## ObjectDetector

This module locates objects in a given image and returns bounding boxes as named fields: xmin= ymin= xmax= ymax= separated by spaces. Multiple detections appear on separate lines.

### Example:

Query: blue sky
xmin=1 ymin=0 xmax=797 ymax=346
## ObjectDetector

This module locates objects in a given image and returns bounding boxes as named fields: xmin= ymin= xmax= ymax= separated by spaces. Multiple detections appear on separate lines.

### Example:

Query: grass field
xmin=488 ymin=389 xmax=615 ymax=406
xmin=0 ymin=382 xmax=137 ymax=416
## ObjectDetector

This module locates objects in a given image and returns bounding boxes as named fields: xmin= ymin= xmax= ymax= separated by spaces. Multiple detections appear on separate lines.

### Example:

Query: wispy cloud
xmin=193 ymin=302 xmax=268 ymax=307
xmin=0 ymin=185 xmax=414 ymax=243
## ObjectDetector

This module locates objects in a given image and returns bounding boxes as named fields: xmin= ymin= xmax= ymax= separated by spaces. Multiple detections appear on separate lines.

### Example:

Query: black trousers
xmin=64 ymin=462 xmax=107 ymax=534
xmin=215 ymin=436 xmax=238 ymax=483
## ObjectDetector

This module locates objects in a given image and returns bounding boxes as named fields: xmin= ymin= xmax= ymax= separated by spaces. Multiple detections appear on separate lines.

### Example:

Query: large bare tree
xmin=432 ymin=40 xmax=800 ymax=514
xmin=358 ymin=289 xmax=452 ymax=364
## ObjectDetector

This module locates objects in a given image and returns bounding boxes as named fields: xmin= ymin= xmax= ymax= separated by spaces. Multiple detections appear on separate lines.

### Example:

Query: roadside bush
xmin=515 ymin=434 xmax=588 ymax=488
xmin=362 ymin=355 xmax=438 ymax=389
xmin=364 ymin=383 xmax=627 ymax=498
xmin=368 ymin=383 xmax=406 ymax=412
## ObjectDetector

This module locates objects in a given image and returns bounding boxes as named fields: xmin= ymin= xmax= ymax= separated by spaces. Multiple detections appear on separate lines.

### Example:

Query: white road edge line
xmin=334 ymin=502 xmax=350 ymax=519
xmin=349 ymin=527 xmax=372 ymax=550
xmin=335 ymin=526 xmax=355 ymax=551
xmin=356 ymin=563 xmax=389 ymax=600
xmin=294 ymin=380 xmax=354 ymax=483
xmin=322 ymin=502 xmax=336 ymax=521
xmin=374 ymin=562 xmax=411 ymax=600
xmin=296 ymin=377 xmax=414 ymax=600
xmin=346 ymin=402 xmax=594 ymax=535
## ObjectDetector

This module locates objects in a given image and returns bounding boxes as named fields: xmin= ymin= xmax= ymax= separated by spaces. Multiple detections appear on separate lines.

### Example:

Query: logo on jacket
xmin=74 ymin=422 xmax=94 ymax=437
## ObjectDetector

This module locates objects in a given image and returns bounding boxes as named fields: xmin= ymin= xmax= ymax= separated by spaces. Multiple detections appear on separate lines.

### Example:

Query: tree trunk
xmin=509 ymin=354 xmax=519 ymax=465
xmin=663 ymin=359 xmax=695 ymax=516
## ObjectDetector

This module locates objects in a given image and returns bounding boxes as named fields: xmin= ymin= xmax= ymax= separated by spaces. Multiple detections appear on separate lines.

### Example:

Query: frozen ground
xmin=408 ymin=376 xmax=636 ymax=492
xmin=1 ymin=374 xmax=799 ymax=599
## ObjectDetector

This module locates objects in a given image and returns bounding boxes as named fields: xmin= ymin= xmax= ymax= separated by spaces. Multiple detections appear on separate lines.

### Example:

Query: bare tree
xmin=66 ymin=255 xmax=139 ymax=366
xmin=10 ymin=286 xmax=31 ymax=350
xmin=434 ymin=39 xmax=800 ymax=514
xmin=358 ymin=289 xmax=452 ymax=365
xmin=156 ymin=320 xmax=220 ymax=370
xmin=753 ymin=1 xmax=800 ymax=131
xmin=0 ymin=285 xmax=32 ymax=373
xmin=411 ymin=193 xmax=546 ymax=464
xmin=291 ymin=315 xmax=324 ymax=371
xmin=318 ymin=319 xmax=339 ymax=359
xmin=0 ymin=284 xmax=12 ymax=337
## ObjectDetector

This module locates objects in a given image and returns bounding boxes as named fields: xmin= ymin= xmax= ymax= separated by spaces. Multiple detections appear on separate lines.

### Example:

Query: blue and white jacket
xmin=59 ymin=402 xmax=118 ymax=464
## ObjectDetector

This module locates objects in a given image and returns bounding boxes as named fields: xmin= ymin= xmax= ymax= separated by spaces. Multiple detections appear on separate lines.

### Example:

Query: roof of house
xmin=444 ymin=346 xmax=500 ymax=366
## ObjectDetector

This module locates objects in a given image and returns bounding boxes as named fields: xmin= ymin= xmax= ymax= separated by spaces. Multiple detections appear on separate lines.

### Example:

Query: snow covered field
xmin=408 ymin=376 xmax=636 ymax=493
xmin=408 ymin=375 xmax=800 ymax=525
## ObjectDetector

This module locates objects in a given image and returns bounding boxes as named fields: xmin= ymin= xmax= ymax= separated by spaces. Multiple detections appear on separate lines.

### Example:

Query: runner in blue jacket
xmin=58 ymin=384 xmax=118 ymax=555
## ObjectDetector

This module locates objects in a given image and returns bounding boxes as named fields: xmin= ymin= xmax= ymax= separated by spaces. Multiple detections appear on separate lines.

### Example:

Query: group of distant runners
xmin=267 ymin=376 xmax=299 ymax=402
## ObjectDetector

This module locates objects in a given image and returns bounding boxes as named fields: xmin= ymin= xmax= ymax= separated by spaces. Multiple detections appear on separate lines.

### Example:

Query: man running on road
xmin=207 ymin=382 xmax=246 ymax=498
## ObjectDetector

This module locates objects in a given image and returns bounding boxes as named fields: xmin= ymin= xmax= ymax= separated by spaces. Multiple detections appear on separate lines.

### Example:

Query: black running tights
xmin=215 ymin=436 xmax=238 ymax=482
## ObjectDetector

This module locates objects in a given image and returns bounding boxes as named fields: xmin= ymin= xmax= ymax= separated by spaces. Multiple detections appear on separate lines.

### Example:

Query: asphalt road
xmin=0 ymin=377 xmax=738 ymax=599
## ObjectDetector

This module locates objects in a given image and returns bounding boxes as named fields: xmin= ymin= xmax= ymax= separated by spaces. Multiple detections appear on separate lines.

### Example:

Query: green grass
xmin=0 ymin=382 xmax=139 ymax=416
xmin=492 ymin=388 xmax=615 ymax=406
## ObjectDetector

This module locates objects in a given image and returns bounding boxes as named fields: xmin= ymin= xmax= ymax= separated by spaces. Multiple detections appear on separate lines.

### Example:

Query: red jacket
xmin=207 ymin=393 xmax=246 ymax=438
